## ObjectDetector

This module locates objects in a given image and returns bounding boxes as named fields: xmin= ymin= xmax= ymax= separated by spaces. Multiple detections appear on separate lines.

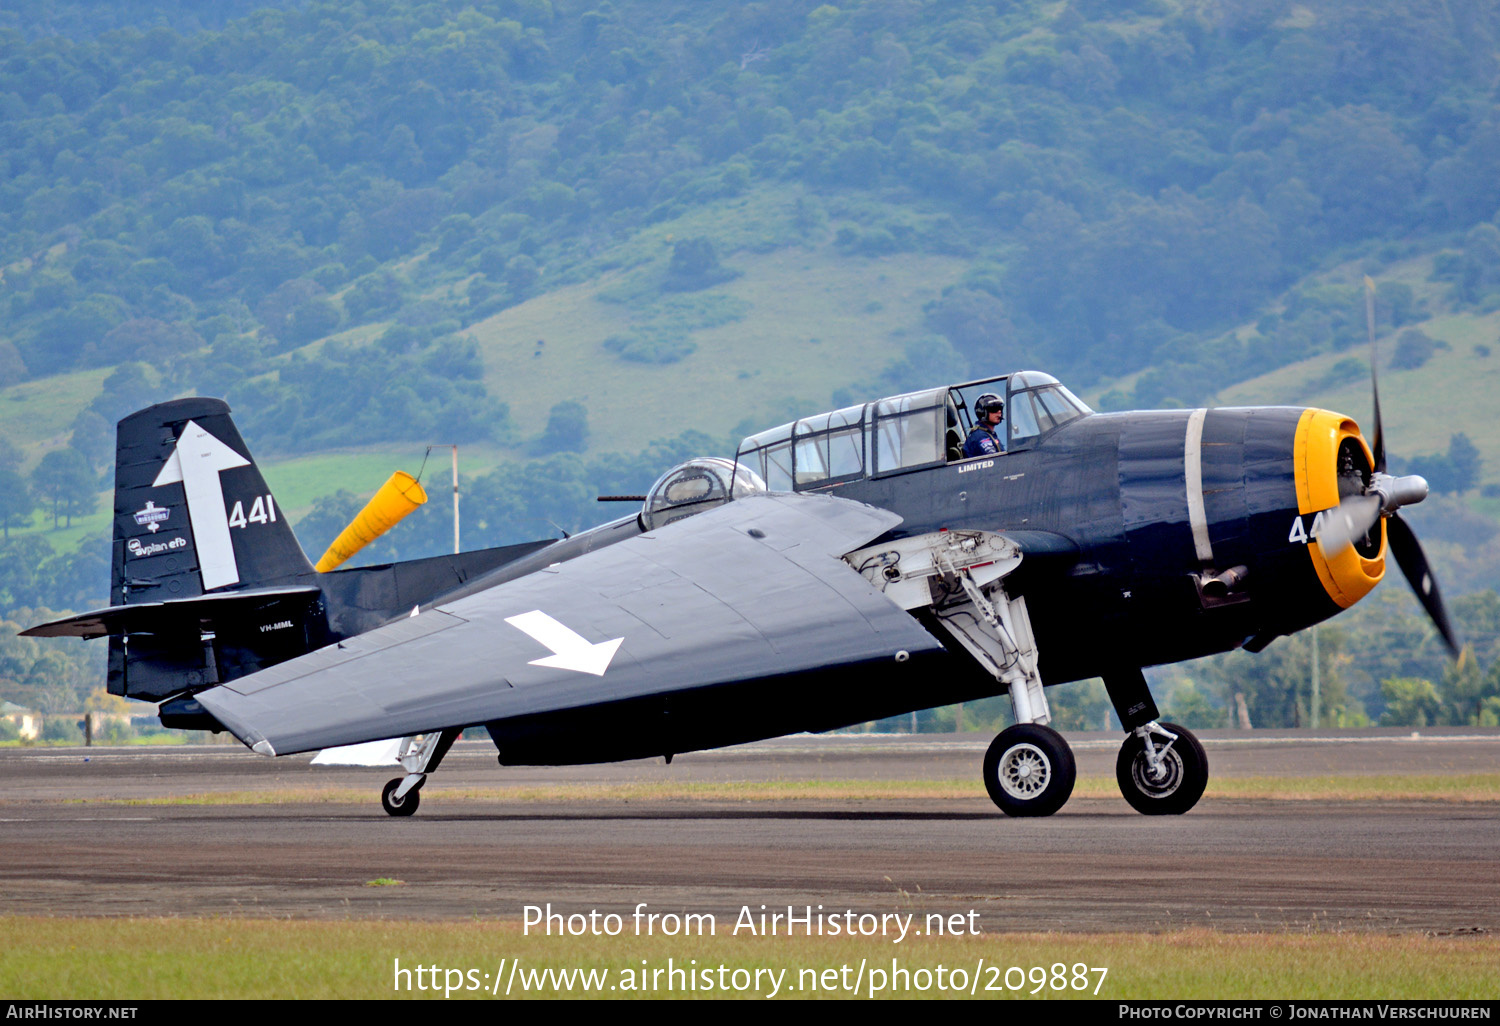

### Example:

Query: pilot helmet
xmin=974 ymin=393 xmax=1004 ymax=419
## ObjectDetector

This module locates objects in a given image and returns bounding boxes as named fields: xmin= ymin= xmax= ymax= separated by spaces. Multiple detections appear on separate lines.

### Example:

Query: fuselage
xmin=455 ymin=388 xmax=1392 ymax=762
xmin=831 ymin=404 xmax=1386 ymax=685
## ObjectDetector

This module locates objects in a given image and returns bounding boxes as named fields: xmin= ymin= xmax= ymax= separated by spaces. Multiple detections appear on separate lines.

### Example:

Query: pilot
xmin=962 ymin=393 xmax=1006 ymax=458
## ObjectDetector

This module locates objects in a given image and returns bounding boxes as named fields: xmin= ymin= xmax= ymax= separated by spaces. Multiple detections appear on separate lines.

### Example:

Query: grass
xmin=0 ymin=366 xmax=111 ymax=471
xmin=465 ymin=194 xmax=965 ymax=456
xmin=35 ymin=772 xmax=1500 ymax=807
xmin=2 ymin=919 xmax=1495 ymax=999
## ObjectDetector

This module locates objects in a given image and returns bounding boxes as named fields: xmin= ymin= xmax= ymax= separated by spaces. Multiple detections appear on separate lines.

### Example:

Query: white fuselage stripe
xmin=1185 ymin=407 xmax=1214 ymax=564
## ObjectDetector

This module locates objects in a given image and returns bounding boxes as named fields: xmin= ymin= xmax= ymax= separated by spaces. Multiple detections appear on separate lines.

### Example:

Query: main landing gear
xmin=983 ymin=723 xmax=1075 ymax=817
xmin=838 ymin=530 xmax=1208 ymax=817
xmin=379 ymin=727 xmax=460 ymax=817
xmin=981 ymin=668 xmax=1208 ymax=818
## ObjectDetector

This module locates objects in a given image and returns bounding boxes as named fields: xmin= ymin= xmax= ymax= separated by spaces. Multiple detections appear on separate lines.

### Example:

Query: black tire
xmin=381 ymin=777 xmax=420 ymax=817
xmin=1115 ymin=722 xmax=1208 ymax=815
xmin=982 ymin=723 xmax=1076 ymax=817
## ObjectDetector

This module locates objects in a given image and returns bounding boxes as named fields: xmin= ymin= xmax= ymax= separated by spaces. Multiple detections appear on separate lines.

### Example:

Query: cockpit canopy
xmin=735 ymin=371 xmax=1091 ymax=493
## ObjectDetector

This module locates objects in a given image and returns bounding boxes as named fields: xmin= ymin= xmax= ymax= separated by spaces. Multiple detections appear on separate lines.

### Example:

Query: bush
xmin=663 ymin=238 xmax=737 ymax=292
xmin=602 ymin=333 xmax=697 ymax=364
xmin=1391 ymin=329 xmax=1437 ymax=370
xmin=41 ymin=717 xmax=83 ymax=743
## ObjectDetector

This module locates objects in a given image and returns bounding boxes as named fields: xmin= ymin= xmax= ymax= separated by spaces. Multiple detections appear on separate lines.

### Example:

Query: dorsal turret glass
xmin=641 ymin=457 xmax=766 ymax=532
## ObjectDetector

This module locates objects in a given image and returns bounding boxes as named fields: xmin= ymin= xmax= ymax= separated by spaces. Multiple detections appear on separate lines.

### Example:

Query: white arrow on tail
xmin=504 ymin=610 xmax=623 ymax=676
xmin=152 ymin=419 xmax=250 ymax=591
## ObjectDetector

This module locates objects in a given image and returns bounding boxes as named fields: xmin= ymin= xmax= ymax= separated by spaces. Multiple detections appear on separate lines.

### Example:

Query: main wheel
xmin=983 ymin=723 xmax=1076 ymax=817
xmin=381 ymin=777 xmax=420 ymax=817
xmin=1115 ymin=722 xmax=1207 ymax=815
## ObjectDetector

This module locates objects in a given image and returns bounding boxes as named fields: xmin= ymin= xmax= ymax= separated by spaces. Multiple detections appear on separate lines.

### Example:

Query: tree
xmin=1438 ymin=654 xmax=1498 ymax=726
xmin=31 ymin=449 xmax=98 ymax=528
xmin=94 ymin=318 xmax=204 ymax=364
xmin=1191 ymin=629 xmax=1358 ymax=728
xmin=68 ymin=411 xmax=113 ymax=473
xmin=1163 ymin=680 xmax=1229 ymax=729
xmin=287 ymin=296 xmax=343 ymax=345
xmin=1379 ymin=677 xmax=1441 ymax=726
xmin=1390 ymin=329 xmax=1437 ymax=370
xmin=1447 ymin=434 xmax=1481 ymax=494
xmin=664 ymin=238 xmax=735 ymax=292
xmin=0 ymin=341 xmax=27 ymax=387
xmin=0 ymin=468 xmax=35 ymax=538
xmin=505 ymin=255 xmax=540 ymax=298
xmin=1410 ymin=434 xmax=1482 ymax=495
xmin=89 ymin=363 xmax=161 ymax=426
xmin=534 ymin=401 xmax=589 ymax=455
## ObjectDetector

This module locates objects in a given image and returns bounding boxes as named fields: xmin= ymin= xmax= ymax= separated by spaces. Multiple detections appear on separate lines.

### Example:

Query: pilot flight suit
xmin=962 ymin=422 xmax=1005 ymax=458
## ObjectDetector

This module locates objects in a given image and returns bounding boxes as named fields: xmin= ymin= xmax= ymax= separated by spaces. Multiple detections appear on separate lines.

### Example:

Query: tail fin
xmin=22 ymin=397 xmax=553 ymax=710
xmin=113 ymin=397 xmax=312 ymax=605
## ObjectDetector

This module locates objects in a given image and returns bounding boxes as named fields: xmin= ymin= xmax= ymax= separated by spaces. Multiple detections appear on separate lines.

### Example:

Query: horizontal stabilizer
xmin=21 ymin=585 xmax=321 ymax=639
xmin=310 ymin=737 xmax=404 ymax=766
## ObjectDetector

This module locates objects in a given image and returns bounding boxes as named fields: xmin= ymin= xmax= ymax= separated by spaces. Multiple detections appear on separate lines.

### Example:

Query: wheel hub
xmin=997 ymin=742 xmax=1052 ymax=799
xmin=1131 ymin=748 xmax=1184 ymax=797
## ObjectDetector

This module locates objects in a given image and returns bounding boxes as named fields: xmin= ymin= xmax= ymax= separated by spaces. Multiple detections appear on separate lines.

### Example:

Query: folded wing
xmin=196 ymin=492 xmax=947 ymax=755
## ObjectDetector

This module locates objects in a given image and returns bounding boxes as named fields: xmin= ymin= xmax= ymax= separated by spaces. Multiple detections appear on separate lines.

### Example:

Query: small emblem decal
xmin=127 ymin=535 xmax=189 ymax=559
xmin=133 ymin=501 xmax=170 ymax=533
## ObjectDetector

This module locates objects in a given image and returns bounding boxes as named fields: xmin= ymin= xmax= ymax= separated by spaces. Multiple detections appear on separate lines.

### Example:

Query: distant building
xmin=0 ymin=701 xmax=41 ymax=740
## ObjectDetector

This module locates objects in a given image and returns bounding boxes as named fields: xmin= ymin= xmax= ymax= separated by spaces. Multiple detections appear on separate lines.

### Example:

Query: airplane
xmin=22 ymin=317 xmax=1455 ymax=819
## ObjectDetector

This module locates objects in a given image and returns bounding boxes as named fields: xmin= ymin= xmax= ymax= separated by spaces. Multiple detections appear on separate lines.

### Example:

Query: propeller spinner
xmin=1313 ymin=278 xmax=1460 ymax=656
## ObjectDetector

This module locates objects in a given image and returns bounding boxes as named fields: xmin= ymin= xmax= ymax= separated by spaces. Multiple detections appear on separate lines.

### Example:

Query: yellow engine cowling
xmin=314 ymin=471 xmax=428 ymax=572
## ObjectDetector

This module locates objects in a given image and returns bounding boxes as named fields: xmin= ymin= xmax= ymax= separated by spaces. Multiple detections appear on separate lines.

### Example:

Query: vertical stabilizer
xmin=113 ymin=398 xmax=313 ymax=606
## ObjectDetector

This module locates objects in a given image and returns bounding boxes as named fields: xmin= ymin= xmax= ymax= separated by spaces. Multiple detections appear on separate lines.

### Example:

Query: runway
xmin=3 ymin=729 xmax=1497 ymax=933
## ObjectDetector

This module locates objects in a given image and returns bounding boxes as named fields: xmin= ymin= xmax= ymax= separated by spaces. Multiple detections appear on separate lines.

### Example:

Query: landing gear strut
xmin=1103 ymin=668 xmax=1208 ymax=815
xmin=381 ymin=776 xmax=420 ymax=817
xmin=1116 ymin=721 xmax=1208 ymax=815
xmin=843 ymin=529 xmax=1082 ymax=816
xmin=380 ymin=727 xmax=460 ymax=817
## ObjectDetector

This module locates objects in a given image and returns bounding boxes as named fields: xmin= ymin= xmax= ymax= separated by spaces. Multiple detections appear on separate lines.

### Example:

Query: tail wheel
xmin=381 ymin=777 xmax=420 ymax=817
xmin=1116 ymin=722 xmax=1208 ymax=815
xmin=983 ymin=723 xmax=1076 ymax=817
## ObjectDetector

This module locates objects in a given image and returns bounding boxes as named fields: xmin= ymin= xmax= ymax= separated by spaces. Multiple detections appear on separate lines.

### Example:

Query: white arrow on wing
xmin=152 ymin=419 xmax=250 ymax=591
xmin=504 ymin=610 xmax=623 ymax=676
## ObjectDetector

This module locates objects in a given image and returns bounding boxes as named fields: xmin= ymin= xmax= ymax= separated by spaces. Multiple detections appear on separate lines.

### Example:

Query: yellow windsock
xmin=314 ymin=471 xmax=428 ymax=572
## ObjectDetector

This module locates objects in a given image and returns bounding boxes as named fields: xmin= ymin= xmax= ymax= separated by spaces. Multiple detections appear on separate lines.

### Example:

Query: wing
xmin=195 ymin=492 xmax=947 ymax=755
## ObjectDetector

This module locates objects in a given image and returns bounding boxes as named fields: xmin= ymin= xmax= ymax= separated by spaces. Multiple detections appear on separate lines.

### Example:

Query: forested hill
xmin=4 ymin=0 xmax=1500 ymax=728
xmin=5 ymin=0 xmax=1500 ymax=436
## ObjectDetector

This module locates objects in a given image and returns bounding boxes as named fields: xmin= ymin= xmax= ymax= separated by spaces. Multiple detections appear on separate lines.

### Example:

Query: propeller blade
xmin=1315 ymin=493 xmax=1381 ymax=559
xmin=1364 ymin=276 xmax=1386 ymax=474
xmin=1386 ymin=513 xmax=1460 ymax=658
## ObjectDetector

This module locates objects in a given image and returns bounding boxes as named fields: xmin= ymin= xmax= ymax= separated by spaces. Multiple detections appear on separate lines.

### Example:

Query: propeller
xmin=1313 ymin=277 xmax=1460 ymax=657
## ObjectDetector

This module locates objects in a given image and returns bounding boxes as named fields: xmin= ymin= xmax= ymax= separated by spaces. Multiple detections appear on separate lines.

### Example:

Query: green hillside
xmin=1220 ymin=307 xmax=1500 ymax=481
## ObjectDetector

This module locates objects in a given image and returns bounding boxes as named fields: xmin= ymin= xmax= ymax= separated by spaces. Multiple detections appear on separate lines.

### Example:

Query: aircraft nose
xmin=1292 ymin=408 xmax=1386 ymax=610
